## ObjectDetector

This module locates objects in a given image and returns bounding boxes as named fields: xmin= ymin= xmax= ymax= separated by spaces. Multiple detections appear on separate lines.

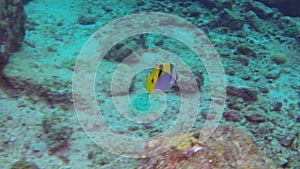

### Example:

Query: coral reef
xmin=137 ymin=127 xmax=274 ymax=169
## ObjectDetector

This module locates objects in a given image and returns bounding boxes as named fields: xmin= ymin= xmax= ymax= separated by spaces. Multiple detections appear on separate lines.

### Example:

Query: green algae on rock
xmin=137 ymin=127 xmax=275 ymax=169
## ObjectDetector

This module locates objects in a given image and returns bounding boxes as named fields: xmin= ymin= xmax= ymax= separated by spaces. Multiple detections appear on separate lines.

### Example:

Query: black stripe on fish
xmin=158 ymin=64 xmax=163 ymax=78
xmin=170 ymin=64 xmax=174 ymax=74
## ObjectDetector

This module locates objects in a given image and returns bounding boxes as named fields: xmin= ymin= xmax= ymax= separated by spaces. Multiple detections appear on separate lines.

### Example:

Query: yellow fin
xmin=146 ymin=73 xmax=154 ymax=93
xmin=162 ymin=63 xmax=171 ymax=74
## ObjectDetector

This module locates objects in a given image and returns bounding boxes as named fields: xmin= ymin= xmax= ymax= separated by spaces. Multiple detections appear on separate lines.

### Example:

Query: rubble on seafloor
xmin=137 ymin=126 xmax=277 ymax=169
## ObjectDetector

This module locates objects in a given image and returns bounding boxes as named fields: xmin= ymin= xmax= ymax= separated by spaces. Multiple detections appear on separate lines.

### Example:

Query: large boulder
xmin=0 ymin=0 xmax=26 ymax=69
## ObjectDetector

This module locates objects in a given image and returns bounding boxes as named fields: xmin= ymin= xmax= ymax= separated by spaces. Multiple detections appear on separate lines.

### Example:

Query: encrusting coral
xmin=137 ymin=127 xmax=276 ymax=169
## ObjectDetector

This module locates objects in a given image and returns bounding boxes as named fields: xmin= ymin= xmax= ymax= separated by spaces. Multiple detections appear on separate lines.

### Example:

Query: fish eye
xmin=151 ymin=78 xmax=154 ymax=83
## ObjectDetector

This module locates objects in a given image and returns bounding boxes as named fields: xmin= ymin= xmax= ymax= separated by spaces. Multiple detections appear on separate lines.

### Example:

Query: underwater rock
xmin=245 ymin=114 xmax=266 ymax=123
xmin=108 ymin=47 xmax=134 ymax=63
xmin=265 ymin=66 xmax=281 ymax=80
xmin=137 ymin=127 xmax=274 ymax=169
xmin=209 ymin=8 xmax=244 ymax=30
xmin=288 ymin=157 xmax=300 ymax=169
xmin=2 ymin=50 xmax=73 ymax=107
xmin=0 ymin=0 xmax=26 ymax=68
xmin=280 ymin=135 xmax=296 ymax=148
xmin=10 ymin=160 xmax=39 ymax=169
xmin=104 ymin=36 xmax=143 ymax=64
xmin=1 ymin=72 xmax=72 ymax=108
xmin=223 ymin=110 xmax=240 ymax=122
xmin=226 ymin=86 xmax=258 ymax=102
xmin=45 ymin=125 xmax=73 ymax=154
xmin=198 ymin=0 xmax=233 ymax=10
xmin=22 ymin=0 xmax=32 ymax=4
xmin=246 ymin=1 xmax=274 ymax=19
xmin=244 ymin=11 xmax=266 ymax=33
xmin=296 ymin=116 xmax=300 ymax=123
xmin=241 ymin=73 xmax=251 ymax=81
xmin=87 ymin=151 xmax=94 ymax=160
xmin=291 ymin=134 xmax=300 ymax=151
xmin=154 ymin=39 xmax=164 ymax=46
xmin=277 ymin=16 xmax=300 ymax=40
xmin=270 ymin=55 xmax=287 ymax=65
xmin=0 ymin=54 xmax=9 ymax=65
xmin=252 ymin=75 xmax=261 ymax=82
xmin=256 ymin=122 xmax=274 ymax=138
xmin=228 ymin=96 xmax=245 ymax=110
xmin=194 ymin=0 xmax=215 ymax=9
xmin=226 ymin=86 xmax=260 ymax=111
xmin=259 ymin=87 xmax=269 ymax=93
xmin=270 ymin=101 xmax=283 ymax=111
xmin=77 ymin=14 xmax=96 ymax=25
xmin=226 ymin=67 xmax=235 ymax=76
xmin=236 ymin=44 xmax=258 ymax=58
xmin=193 ymin=70 xmax=204 ymax=90
xmin=235 ymin=55 xmax=249 ymax=66
xmin=33 ymin=142 xmax=47 ymax=153
xmin=258 ymin=0 xmax=300 ymax=17
xmin=186 ymin=5 xmax=201 ymax=17
xmin=177 ymin=70 xmax=203 ymax=94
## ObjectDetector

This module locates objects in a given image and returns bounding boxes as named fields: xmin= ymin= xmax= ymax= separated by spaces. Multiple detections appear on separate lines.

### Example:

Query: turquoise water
xmin=0 ymin=0 xmax=299 ymax=168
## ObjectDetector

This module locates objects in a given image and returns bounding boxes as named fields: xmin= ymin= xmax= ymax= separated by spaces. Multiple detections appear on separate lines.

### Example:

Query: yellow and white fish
xmin=146 ymin=63 xmax=178 ymax=94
